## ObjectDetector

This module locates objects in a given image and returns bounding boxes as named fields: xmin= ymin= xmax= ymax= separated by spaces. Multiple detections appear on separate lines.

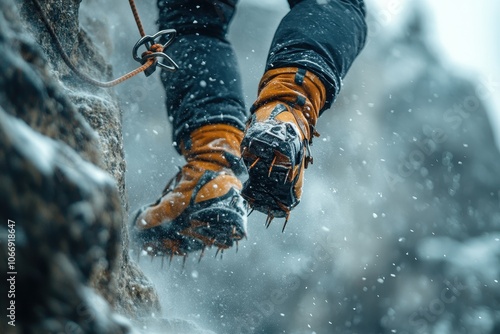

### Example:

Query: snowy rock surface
xmin=0 ymin=0 xmax=162 ymax=332
xmin=0 ymin=105 xmax=128 ymax=333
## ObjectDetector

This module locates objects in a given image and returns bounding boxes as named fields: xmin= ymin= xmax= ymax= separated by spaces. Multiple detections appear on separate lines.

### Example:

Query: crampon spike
xmin=265 ymin=213 xmax=274 ymax=229
xmin=215 ymin=247 xmax=225 ymax=259
xmin=290 ymin=153 xmax=296 ymax=179
xmin=249 ymin=157 xmax=260 ymax=170
xmin=268 ymin=155 xmax=277 ymax=177
xmin=236 ymin=240 xmax=239 ymax=253
xmin=284 ymin=168 xmax=291 ymax=184
xmin=182 ymin=255 xmax=187 ymax=271
xmin=198 ymin=246 xmax=206 ymax=263
xmin=161 ymin=254 xmax=165 ymax=269
xmin=247 ymin=207 xmax=255 ymax=216
xmin=282 ymin=212 xmax=290 ymax=233
xmin=240 ymin=146 xmax=247 ymax=158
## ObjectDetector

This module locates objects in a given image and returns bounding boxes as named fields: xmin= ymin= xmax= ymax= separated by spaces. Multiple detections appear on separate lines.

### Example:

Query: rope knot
xmin=141 ymin=50 xmax=153 ymax=58
xmin=133 ymin=30 xmax=179 ymax=77
xmin=141 ymin=44 xmax=164 ymax=59
xmin=150 ymin=43 xmax=164 ymax=53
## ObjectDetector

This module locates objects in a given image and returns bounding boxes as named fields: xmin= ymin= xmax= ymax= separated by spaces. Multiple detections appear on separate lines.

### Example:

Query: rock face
xmin=0 ymin=0 xmax=160 ymax=332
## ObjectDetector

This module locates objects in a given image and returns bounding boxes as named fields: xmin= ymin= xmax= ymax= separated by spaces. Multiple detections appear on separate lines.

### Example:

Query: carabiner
xmin=132 ymin=29 xmax=179 ymax=75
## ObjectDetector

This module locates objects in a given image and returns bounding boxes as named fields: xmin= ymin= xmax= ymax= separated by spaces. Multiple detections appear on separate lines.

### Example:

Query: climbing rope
xmin=31 ymin=0 xmax=178 ymax=88
xmin=128 ymin=0 xmax=146 ymax=37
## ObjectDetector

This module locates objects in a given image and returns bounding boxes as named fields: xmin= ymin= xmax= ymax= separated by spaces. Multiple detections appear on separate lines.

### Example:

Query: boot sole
xmin=241 ymin=121 xmax=303 ymax=218
xmin=131 ymin=188 xmax=247 ymax=255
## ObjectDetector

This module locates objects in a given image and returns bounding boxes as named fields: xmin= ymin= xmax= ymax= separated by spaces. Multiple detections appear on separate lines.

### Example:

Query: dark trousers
xmin=158 ymin=0 xmax=366 ymax=150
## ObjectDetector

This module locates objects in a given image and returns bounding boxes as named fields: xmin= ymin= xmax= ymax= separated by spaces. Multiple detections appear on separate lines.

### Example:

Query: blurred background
xmin=82 ymin=0 xmax=500 ymax=333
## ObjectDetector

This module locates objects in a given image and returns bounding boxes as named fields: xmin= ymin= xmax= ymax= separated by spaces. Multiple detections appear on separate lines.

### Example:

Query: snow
xmin=1 ymin=106 xmax=113 ymax=187
xmin=80 ymin=0 xmax=500 ymax=333
xmin=1 ymin=110 xmax=55 ymax=175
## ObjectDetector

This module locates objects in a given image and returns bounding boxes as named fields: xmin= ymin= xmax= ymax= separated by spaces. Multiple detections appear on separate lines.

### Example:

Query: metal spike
xmin=304 ymin=140 xmax=313 ymax=169
xmin=247 ymin=207 xmax=255 ymax=216
xmin=169 ymin=253 xmax=174 ymax=265
xmin=235 ymin=241 xmax=239 ymax=253
xmin=265 ymin=213 xmax=274 ymax=229
xmin=268 ymin=155 xmax=277 ymax=177
xmin=198 ymin=246 xmax=206 ymax=263
xmin=284 ymin=168 xmax=291 ymax=184
xmin=161 ymin=255 xmax=165 ymax=269
xmin=282 ymin=212 xmax=290 ymax=233
xmin=215 ymin=247 xmax=221 ymax=258
xmin=182 ymin=255 xmax=187 ymax=271
xmin=249 ymin=157 xmax=260 ymax=170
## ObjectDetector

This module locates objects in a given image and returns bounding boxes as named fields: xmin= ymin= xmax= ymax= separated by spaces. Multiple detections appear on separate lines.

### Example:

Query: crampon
xmin=240 ymin=67 xmax=326 ymax=231
xmin=130 ymin=124 xmax=248 ymax=259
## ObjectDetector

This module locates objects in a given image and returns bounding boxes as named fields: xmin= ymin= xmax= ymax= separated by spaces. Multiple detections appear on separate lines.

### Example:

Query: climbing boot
xmin=241 ymin=67 xmax=326 ymax=226
xmin=131 ymin=124 xmax=247 ymax=257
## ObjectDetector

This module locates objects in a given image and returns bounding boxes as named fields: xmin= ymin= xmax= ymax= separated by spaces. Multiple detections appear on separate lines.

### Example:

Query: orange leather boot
xmin=241 ymin=67 xmax=326 ymax=228
xmin=132 ymin=124 xmax=247 ymax=257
